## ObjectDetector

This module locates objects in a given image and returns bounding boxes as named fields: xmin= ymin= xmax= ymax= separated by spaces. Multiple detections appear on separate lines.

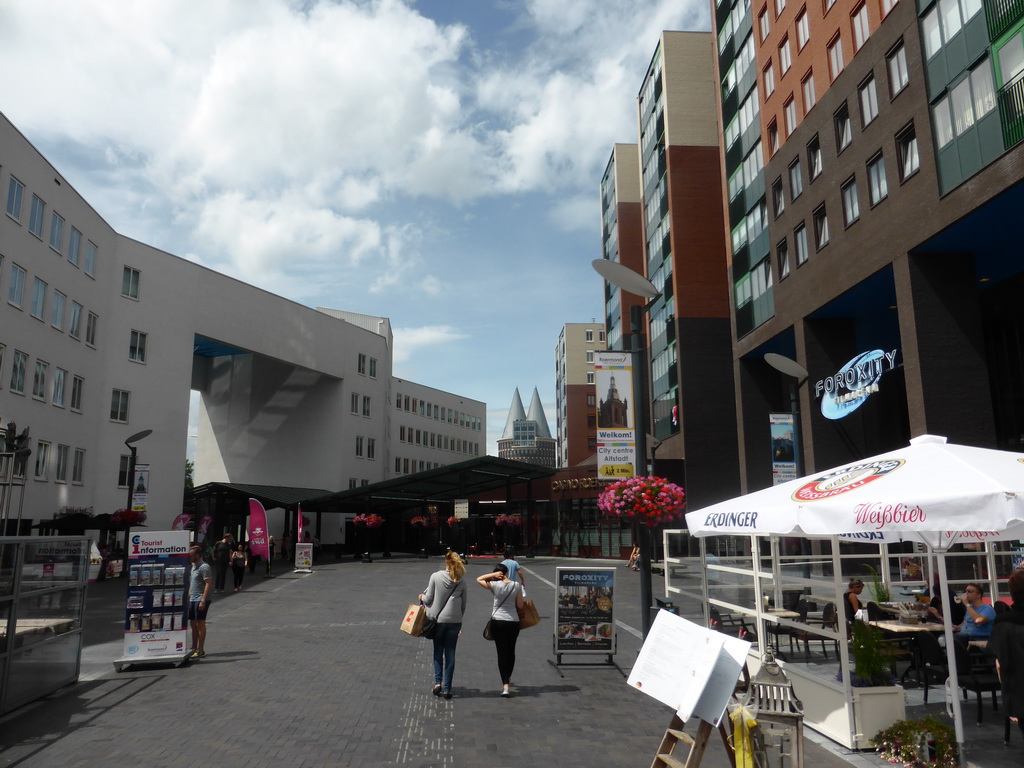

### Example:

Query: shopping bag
xmin=518 ymin=599 xmax=541 ymax=629
xmin=401 ymin=603 xmax=426 ymax=636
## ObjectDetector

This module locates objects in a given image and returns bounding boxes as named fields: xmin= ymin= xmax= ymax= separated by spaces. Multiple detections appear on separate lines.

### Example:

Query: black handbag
xmin=420 ymin=579 xmax=458 ymax=639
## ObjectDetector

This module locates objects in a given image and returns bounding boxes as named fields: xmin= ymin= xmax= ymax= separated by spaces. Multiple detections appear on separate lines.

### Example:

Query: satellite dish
xmin=591 ymin=260 xmax=660 ymax=299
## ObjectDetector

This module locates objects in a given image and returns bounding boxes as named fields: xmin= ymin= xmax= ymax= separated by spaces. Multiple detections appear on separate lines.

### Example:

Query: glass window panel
xmin=951 ymin=78 xmax=975 ymax=134
xmin=933 ymin=96 xmax=955 ymax=147
xmin=922 ymin=9 xmax=942 ymax=59
xmin=941 ymin=0 xmax=962 ymax=40
xmin=971 ymin=63 xmax=996 ymax=117
xmin=999 ymin=37 xmax=1024 ymax=84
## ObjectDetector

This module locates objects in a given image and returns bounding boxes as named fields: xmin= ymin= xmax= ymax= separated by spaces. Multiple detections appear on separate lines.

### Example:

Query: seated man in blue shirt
xmin=953 ymin=582 xmax=997 ymax=646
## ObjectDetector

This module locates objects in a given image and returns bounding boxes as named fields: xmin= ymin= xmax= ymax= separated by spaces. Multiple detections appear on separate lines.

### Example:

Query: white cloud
xmin=392 ymin=325 xmax=471 ymax=369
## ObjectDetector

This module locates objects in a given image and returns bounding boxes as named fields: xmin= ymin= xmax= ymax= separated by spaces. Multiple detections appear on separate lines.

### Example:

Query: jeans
xmin=432 ymin=622 xmax=462 ymax=692
xmin=490 ymin=619 xmax=521 ymax=685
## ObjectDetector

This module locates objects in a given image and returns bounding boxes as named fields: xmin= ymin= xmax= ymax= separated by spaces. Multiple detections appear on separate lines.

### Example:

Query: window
xmin=789 ymin=159 xmax=804 ymax=198
xmin=358 ymin=353 xmax=367 ymax=374
xmin=1000 ymin=36 xmax=1024 ymax=84
xmin=759 ymin=7 xmax=771 ymax=40
xmin=769 ymin=120 xmax=780 ymax=155
xmin=369 ymin=358 xmax=377 ymax=378
xmin=367 ymin=438 xmax=376 ymax=460
xmin=8 ymin=263 xmax=26 ymax=307
xmin=813 ymin=205 xmax=830 ymax=248
xmin=835 ymin=102 xmax=853 ymax=150
xmin=842 ymin=178 xmax=861 ymax=225
xmin=85 ymin=242 xmax=96 ymax=277
xmin=763 ymin=62 xmax=776 ymax=97
xmin=936 ymin=63 xmax=996 ymax=145
xmin=852 ymin=3 xmax=870 ymax=50
xmin=6 ymin=176 xmax=24 ymax=221
xmin=0 ymin=345 xmax=4 ymax=387
xmin=808 ymin=135 xmax=823 ymax=179
xmin=797 ymin=10 xmax=810 ymax=48
xmin=897 ymin=124 xmax=920 ymax=179
xmin=72 ymin=449 xmax=85 ymax=483
xmin=49 ymin=212 xmax=64 ymax=251
xmin=780 ymin=37 xmax=792 ymax=74
xmin=922 ymin=8 xmax=942 ymax=58
xmin=860 ymin=75 xmax=879 ymax=125
xmin=355 ymin=436 xmax=364 ymax=457
xmin=53 ymin=367 xmax=66 ymax=406
xmin=129 ymin=330 xmax=147 ymax=362
xmin=795 ymin=224 xmax=809 ymax=265
xmin=30 ymin=277 xmax=46 ymax=319
xmin=941 ymin=0 xmax=962 ymax=42
xmin=585 ymin=329 xmax=594 ymax=342
xmin=69 ymin=302 xmax=83 ymax=339
xmin=868 ymin=154 xmax=889 ymax=204
xmin=933 ymin=96 xmax=955 ymax=148
xmin=888 ymin=42 xmax=909 ymax=96
xmin=110 ymin=389 xmax=130 ymax=422
xmin=881 ymin=0 xmax=898 ymax=15
xmin=86 ymin=312 xmax=98 ymax=346
xmin=10 ymin=351 xmax=27 ymax=393
xmin=68 ymin=227 xmax=81 ymax=266
xmin=586 ymin=372 xmax=595 ymax=384
xmin=121 ymin=266 xmax=140 ymax=299
xmin=784 ymin=97 xmax=798 ymax=135
xmin=32 ymin=360 xmax=48 ymax=399
xmin=802 ymin=73 xmax=816 ymax=113
xmin=118 ymin=456 xmax=131 ymax=487
xmin=55 ymin=445 xmax=69 ymax=483
xmin=970 ymin=62 xmax=996 ymax=122
xmin=351 ymin=393 xmax=359 ymax=413
xmin=71 ymin=375 xmax=84 ymax=411
xmin=51 ymin=290 xmax=66 ymax=329
xmin=35 ymin=442 xmax=50 ymax=480
xmin=28 ymin=195 xmax=45 ymax=237
xmin=828 ymin=36 xmax=845 ymax=80
xmin=825 ymin=0 xmax=837 ymax=12
xmin=776 ymin=0 xmax=786 ymax=16
xmin=587 ymin=394 xmax=596 ymax=406
xmin=395 ymin=457 xmax=402 ymax=473
xmin=362 ymin=396 xmax=371 ymax=417
xmin=586 ymin=350 xmax=595 ymax=363
xmin=778 ymin=239 xmax=791 ymax=278
xmin=772 ymin=178 xmax=786 ymax=217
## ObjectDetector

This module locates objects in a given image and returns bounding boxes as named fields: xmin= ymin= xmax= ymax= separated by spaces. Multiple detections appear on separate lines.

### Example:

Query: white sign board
xmin=454 ymin=499 xmax=469 ymax=519
xmin=627 ymin=610 xmax=750 ymax=726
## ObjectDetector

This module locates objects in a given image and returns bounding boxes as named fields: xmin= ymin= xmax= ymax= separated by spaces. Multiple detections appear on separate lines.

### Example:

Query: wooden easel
xmin=650 ymin=714 xmax=736 ymax=768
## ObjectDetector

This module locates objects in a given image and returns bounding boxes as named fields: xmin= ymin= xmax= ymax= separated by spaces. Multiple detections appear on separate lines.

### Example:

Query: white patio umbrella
xmin=684 ymin=434 xmax=1024 ymax=759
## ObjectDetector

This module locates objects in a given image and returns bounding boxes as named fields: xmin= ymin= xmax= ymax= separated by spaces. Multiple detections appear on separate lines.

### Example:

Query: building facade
xmin=555 ymin=323 xmax=605 ymax=467
xmin=497 ymin=387 xmax=556 ymax=468
xmin=0 ymin=112 xmax=484 ymax=540
xmin=711 ymin=0 xmax=1024 ymax=488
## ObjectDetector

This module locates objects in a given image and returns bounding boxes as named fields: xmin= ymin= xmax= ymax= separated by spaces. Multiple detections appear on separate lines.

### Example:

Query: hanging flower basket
xmin=111 ymin=508 xmax=147 ymax=527
xmin=353 ymin=513 xmax=384 ymax=529
xmin=494 ymin=514 xmax=522 ymax=527
xmin=447 ymin=516 xmax=461 ymax=528
xmin=410 ymin=515 xmax=438 ymax=528
xmin=597 ymin=475 xmax=686 ymax=527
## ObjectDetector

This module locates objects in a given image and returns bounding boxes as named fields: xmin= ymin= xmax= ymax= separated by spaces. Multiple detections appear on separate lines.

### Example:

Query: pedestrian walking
xmin=267 ymin=535 xmax=275 ymax=574
xmin=476 ymin=562 xmax=524 ymax=697
xmin=187 ymin=545 xmax=213 ymax=659
xmin=230 ymin=543 xmax=248 ymax=591
xmin=500 ymin=548 xmax=526 ymax=586
xmin=991 ymin=570 xmax=1024 ymax=741
xmin=419 ymin=551 xmax=468 ymax=699
xmin=212 ymin=532 xmax=233 ymax=593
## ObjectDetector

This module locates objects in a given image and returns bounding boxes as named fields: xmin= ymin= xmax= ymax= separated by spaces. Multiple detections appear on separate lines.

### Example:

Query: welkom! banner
xmin=594 ymin=351 xmax=637 ymax=479
xmin=120 ymin=531 xmax=191 ymax=663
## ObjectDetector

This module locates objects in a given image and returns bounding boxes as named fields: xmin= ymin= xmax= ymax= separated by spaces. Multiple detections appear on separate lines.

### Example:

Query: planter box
xmin=748 ymin=654 xmax=905 ymax=750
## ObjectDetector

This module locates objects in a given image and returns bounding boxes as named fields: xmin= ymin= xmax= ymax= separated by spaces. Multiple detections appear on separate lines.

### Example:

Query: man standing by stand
xmin=212 ymin=532 xmax=233 ymax=593
xmin=188 ymin=546 xmax=213 ymax=659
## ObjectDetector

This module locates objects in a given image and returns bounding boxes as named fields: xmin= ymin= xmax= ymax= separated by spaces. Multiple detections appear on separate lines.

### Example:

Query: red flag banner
xmin=297 ymin=503 xmax=304 ymax=543
xmin=248 ymin=499 xmax=270 ymax=560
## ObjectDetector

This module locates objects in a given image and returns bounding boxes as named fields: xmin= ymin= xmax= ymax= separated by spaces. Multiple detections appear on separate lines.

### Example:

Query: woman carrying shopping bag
xmin=419 ymin=551 xmax=468 ymax=699
xmin=476 ymin=562 xmax=524 ymax=697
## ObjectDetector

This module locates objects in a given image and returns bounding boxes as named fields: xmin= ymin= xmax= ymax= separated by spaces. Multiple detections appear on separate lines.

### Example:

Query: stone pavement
xmin=0 ymin=556 xmax=962 ymax=767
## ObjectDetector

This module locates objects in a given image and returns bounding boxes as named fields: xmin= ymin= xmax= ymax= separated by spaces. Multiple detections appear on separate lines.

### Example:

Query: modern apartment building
xmin=497 ymin=387 xmax=556 ymax=468
xmin=0 ymin=111 xmax=484 ymax=539
xmin=596 ymin=32 xmax=742 ymax=510
xmin=712 ymin=0 xmax=1024 ymax=488
xmin=555 ymin=323 xmax=605 ymax=467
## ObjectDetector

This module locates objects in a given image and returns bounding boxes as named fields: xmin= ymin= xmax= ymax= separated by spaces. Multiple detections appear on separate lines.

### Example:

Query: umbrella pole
xmin=936 ymin=551 xmax=966 ymax=764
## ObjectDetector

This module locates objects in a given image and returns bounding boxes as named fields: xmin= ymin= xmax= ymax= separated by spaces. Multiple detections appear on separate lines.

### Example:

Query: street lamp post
xmin=592 ymin=259 xmax=661 ymax=638
xmin=763 ymin=353 xmax=808 ymax=477
xmin=122 ymin=429 xmax=153 ymax=575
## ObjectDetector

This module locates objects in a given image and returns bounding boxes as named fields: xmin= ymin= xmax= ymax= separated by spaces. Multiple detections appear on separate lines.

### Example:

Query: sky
xmin=0 ymin=0 xmax=709 ymax=455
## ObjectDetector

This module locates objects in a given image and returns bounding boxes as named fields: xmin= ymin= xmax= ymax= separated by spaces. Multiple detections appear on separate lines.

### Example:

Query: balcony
xmin=998 ymin=71 xmax=1024 ymax=150
xmin=984 ymin=0 xmax=1024 ymax=42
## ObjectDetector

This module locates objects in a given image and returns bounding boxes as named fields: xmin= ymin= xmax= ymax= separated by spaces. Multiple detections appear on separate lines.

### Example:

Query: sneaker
xmin=197 ymin=650 xmax=207 ymax=658
xmin=443 ymin=691 xmax=452 ymax=699
xmin=433 ymin=684 xmax=442 ymax=696
xmin=501 ymin=688 xmax=510 ymax=698
xmin=188 ymin=649 xmax=200 ymax=659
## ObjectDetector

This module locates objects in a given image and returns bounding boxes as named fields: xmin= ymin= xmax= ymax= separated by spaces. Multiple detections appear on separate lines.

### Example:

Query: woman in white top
xmin=476 ymin=562 xmax=524 ymax=697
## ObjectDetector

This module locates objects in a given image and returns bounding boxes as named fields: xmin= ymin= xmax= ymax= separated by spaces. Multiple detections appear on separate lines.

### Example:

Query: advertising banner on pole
xmin=595 ymin=351 xmax=637 ymax=479
xmin=769 ymin=413 xmax=797 ymax=486
xmin=119 ymin=530 xmax=191 ymax=664
xmin=247 ymin=499 xmax=270 ymax=560
xmin=131 ymin=463 xmax=149 ymax=512
xmin=554 ymin=567 xmax=616 ymax=655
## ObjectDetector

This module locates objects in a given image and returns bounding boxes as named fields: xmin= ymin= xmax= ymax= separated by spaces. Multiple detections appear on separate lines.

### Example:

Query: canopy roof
xmin=188 ymin=482 xmax=333 ymax=511
xmin=302 ymin=455 xmax=555 ymax=513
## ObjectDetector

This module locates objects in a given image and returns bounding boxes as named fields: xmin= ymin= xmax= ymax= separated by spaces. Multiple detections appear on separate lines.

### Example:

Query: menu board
xmin=554 ymin=567 xmax=615 ymax=654
xmin=120 ymin=531 xmax=191 ymax=663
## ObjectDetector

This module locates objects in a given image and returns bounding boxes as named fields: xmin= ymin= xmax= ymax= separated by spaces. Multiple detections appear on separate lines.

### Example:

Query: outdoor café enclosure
xmin=663 ymin=529 xmax=1020 ymax=749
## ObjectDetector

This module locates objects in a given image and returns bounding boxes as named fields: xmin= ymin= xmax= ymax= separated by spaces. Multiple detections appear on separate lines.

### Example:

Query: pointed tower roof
xmin=526 ymin=388 xmax=552 ymax=438
xmin=501 ymin=388 xmax=527 ymax=439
